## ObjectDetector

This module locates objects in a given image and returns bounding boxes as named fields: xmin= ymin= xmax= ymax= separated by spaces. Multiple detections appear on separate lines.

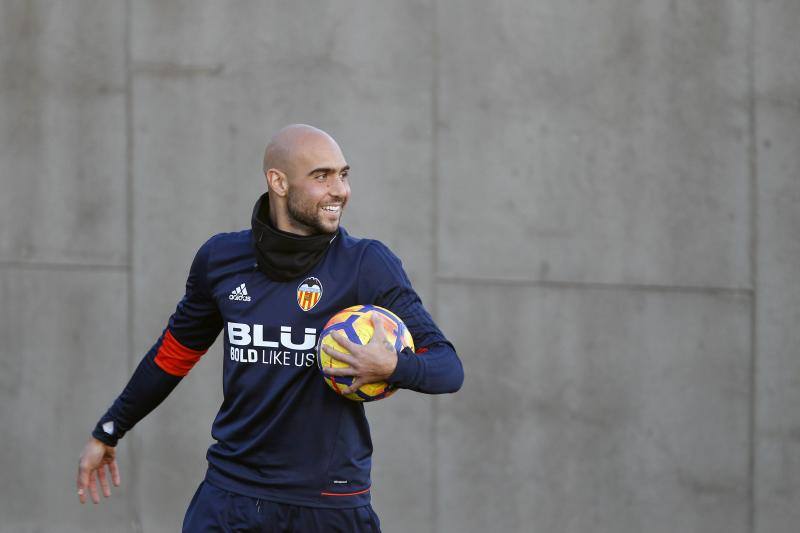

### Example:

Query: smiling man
xmin=263 ymin=125 xmax=349 ymax=235
xmin=77 ymin=124 xmax=464 ymax=532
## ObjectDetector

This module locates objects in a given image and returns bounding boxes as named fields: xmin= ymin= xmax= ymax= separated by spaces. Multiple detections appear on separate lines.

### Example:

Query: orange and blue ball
xmin=317 ymin=304 xmax=415 ymax=402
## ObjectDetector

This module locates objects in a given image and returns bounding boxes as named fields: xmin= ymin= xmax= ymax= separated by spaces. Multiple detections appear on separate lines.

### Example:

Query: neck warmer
xmin=250 ymin=193 xmax=338 ymax=282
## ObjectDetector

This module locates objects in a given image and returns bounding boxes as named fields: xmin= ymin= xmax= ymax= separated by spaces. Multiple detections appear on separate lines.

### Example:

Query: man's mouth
xmin=321 ymin=205 xmax=341 ymax=213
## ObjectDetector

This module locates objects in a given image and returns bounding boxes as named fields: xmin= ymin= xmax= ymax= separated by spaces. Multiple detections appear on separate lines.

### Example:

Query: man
xmin=77 ymin=124 xmax=464 ymax=532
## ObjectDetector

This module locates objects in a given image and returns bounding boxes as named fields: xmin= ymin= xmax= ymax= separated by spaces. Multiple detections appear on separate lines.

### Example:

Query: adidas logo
xmin=229 ymin=283 xmax=252 ymax=302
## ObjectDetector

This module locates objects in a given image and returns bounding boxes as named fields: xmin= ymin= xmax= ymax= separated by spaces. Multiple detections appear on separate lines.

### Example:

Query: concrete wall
xmin=0 ymin=1 xmax=797 ymax=532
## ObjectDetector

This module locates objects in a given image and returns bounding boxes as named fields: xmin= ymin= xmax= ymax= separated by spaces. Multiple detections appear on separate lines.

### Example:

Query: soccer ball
xmin=317 ymin=304 xmax=415 ymax=402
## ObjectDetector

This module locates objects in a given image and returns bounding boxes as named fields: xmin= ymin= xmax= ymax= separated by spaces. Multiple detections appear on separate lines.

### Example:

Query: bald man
xmin=263 ymin=125 xmax=351 ymax=236
xmin=78 ymin=125 xmax=463 ymax=532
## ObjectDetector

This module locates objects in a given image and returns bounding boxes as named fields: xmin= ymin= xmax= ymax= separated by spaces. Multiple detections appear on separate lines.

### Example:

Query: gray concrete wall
xmin=0 ymin=1 xmax=797 ymax=532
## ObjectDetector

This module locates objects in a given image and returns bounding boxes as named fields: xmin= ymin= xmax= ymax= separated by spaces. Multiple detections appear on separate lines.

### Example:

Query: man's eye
xmin=315 ymin=174 xmax=326 ymax=180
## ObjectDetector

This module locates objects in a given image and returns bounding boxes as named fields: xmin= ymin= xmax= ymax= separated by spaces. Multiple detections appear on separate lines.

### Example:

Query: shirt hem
xmin=204 ymin=465 xmax=372 ymax=509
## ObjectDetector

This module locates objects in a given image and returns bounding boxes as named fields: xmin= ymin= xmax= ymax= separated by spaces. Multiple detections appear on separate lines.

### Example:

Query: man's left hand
xmin=321 ymin=312 xmax=398 ymax=394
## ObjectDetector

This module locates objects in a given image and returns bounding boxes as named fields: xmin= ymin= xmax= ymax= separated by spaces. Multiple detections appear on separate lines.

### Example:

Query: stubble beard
xmin=286 ymin=191 xmax=340 ymax=235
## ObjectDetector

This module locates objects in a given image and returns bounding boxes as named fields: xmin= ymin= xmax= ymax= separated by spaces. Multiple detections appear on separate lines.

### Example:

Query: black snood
xmin=250 ymin=193 xmax=338 ymax=282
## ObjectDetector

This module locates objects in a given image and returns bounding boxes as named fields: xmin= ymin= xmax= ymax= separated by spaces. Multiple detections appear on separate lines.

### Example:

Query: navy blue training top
xmin=93 ymin=227 xmax=463 ymax=508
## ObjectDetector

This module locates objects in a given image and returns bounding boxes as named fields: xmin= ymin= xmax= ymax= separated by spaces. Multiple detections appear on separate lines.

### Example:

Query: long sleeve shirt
xmin=93 ymin=227 xmax=463 ymax=508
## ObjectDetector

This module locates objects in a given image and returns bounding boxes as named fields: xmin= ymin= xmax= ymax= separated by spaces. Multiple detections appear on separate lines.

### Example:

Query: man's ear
xmin=266 ymin=169 xmax=288 ymax=197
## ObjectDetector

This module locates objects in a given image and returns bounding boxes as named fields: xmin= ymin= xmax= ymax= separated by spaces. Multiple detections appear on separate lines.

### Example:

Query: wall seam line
xmin=746 ymin=0 xmax=759 ymax=531
xmin=0 ymin=261 xmax=128 ymax=272
xmin=437 ymin=275 xmax=754 ymax=296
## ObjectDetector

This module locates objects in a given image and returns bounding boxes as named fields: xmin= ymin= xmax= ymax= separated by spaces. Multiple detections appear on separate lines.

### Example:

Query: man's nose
xmin=329 ymin=175 xmax=348 ymax=198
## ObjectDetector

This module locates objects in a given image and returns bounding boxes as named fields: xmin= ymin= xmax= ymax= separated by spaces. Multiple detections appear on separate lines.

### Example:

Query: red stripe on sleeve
xmin=416 ymin=347 xmax=429 ymax=354
xmin=154 ymin=330 xmax=207 ymax=377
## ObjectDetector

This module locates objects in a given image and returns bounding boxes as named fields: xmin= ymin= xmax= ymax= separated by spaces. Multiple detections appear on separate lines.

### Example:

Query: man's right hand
xmin=77 ymin=437 xmax=121 ymax=504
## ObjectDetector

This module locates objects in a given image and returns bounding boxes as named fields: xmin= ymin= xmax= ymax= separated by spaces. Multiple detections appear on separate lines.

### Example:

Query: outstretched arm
xmin=77 ymin=237 xmax=222 ymax=504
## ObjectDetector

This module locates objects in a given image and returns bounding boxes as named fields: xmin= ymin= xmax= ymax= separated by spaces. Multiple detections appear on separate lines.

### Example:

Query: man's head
xmin=263 ymin=124 xmax=350 ymax=236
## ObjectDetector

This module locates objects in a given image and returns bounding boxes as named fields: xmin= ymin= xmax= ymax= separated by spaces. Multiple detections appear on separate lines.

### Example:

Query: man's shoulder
xmin=336 ymin=227 xmax=393 ymax=256
xmin=200 ymin=229 xmax=255 ymax=266
xmin=204 ymin=229 xmax=252 ymax=247
xmin=335 ymin=228 xmax=403 ymax=273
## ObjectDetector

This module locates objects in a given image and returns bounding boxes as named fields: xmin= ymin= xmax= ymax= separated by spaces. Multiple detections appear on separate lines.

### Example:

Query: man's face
xmin=284 ymin=139 xmax=350 ymax=235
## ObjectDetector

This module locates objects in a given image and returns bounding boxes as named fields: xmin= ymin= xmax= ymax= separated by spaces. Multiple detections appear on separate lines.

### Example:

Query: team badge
xmin=297 ymin=277 xmax=323 ymax=311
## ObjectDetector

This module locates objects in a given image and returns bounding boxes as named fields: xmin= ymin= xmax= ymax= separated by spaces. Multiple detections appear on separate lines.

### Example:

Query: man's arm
xmin=77 ymin=237 xmax=223 ymax=504
xmin=322 ymin=312 xmax=464 ymax=395
xmin=387 ymin=341 xmax=463 ymax=393
xmin=355 ymin=241 xmax=464 ymax=394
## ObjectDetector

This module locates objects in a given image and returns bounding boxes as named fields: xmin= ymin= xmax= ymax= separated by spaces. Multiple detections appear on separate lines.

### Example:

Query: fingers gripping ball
xmin=317 ymin=305 xmax=414 ymax=401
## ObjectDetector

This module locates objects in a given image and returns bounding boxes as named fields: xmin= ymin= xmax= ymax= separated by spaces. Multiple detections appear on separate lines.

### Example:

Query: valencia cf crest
xmin=297 ymin=277 xmax=323 ymax=311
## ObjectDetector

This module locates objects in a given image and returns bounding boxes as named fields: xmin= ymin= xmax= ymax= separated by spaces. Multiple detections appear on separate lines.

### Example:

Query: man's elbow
xmin=441 ymin=360 xmax=464 ymax=394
